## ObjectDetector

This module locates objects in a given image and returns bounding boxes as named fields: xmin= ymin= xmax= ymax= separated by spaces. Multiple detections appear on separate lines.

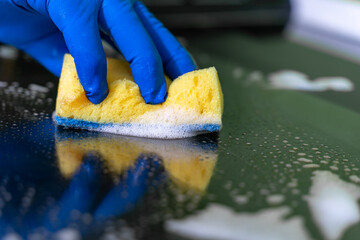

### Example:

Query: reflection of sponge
xmin=56 ymin=132 xmax=217 ymax=192
xmin=55 ymin=55 xmax=223 ymax=139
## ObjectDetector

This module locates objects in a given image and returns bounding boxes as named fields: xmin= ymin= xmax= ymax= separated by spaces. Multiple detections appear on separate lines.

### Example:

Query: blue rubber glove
xmin=0 ymin=0 xmax=196 ymax=104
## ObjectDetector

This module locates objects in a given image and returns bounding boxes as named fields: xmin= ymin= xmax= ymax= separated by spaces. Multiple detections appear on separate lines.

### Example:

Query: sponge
xmin=55 ymin=54 xmax=223 ymax=139
xmin=56 ymin=131 xmax=217 ymax=192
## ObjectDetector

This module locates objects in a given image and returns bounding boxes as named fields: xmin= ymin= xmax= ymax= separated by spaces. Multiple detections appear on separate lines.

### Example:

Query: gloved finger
xmin=61 ymin=15 xmax=108 ymax=104
xmin=20 ymin=31 xmax=68 ymax=77
xmin=99 ymin=0 xmax=167 ymax=104
xmin=133 ymin=1 xmax=197 ymax=80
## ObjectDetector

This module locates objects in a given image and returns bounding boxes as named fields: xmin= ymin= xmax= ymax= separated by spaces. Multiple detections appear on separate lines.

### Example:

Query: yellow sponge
xmin=55 ymin=54 xmax=223 ymax=139
xmin=56 ymin=133 xmax=217 ymax=192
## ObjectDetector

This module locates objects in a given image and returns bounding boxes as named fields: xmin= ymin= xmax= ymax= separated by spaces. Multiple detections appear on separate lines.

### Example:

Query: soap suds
xmin=55 ymin=115 xmax=220 ymax=139
xmin=166 ymin=204 xmax=310 ymax=240
xmin=55 ymin=102 xmax=221 ymax=139
xmin=349 ymin=175 xmax=360 ymax=184
xmin=298 ymin=157 xmax=312 ymax=163
xmin=0 ymin=81 xmax=8 ymax=88
xmin=57 ymin=107 xmax=221 ymax=139
xmin=330 ymin=166 xmax=339 ymax=171
xmin=54 ymin=228 xmax=81 ymax=240
xmin=306 ymin=171 xmax=360 ymax=240
xmin=266 ymin=194 xmax=285 ymax=205
xmin=268 ymin=70 xmax=354 ymax=92
xmin=2 ymin=233 xmax=22 ymax=240
xmin=136 ymin=106 xmax=219 ymax=126
xmin=28 ymin=84 xmax=49 ymax=93
xmin=0 ymin=46 xmax=18 ymax=59
xmin=234 ymin=195 xmax=248 ymax=205
xmin=246 ymin=71 xmax=264 ymax=85
xmin=302 ymin=164 xmax=320 ymax=168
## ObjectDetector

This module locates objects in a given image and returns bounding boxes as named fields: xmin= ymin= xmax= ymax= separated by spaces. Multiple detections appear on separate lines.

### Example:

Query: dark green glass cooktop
xmin=1 ymin=30 xmax=360 ymax=240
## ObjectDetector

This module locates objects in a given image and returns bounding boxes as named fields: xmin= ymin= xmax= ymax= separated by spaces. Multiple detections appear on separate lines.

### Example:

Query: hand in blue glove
xmin=0 ymin=0 xmax=197 ymax=104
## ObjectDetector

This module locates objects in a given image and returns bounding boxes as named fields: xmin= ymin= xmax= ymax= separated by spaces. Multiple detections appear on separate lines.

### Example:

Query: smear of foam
xmin=306 ymin=171 xmax=360 ymax=240
xmin=166 ymin=204 xmax=310 ymax=240
xmin=268 ymin=70 xmax=354 ymax=92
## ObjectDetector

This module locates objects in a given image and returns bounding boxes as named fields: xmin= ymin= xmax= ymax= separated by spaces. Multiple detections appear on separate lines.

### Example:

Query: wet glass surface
xmin=2 ymin=31 xmax=360 ymax=240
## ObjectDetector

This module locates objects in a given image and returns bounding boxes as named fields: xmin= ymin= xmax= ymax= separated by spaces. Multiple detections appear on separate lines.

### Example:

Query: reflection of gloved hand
xmin=45 ymin=154 xmax=165 ymax=235
xmin=0 ymin=0 xmax=196 ymax=104
xmin=0 ymin=153 xmax=166 ymax=238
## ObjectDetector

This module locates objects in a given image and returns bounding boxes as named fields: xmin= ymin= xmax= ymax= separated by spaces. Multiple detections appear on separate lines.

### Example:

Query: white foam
xmin=2 ymin=233 xmax=22 ymax=240
xmin=132 ymin=106 xmax=220 ymax=138
xmin=136 ymin=105 xmax=218 ymax=125
xmin=246 ymin=71 xmax=265 ymax=85
xmin=28 ymin=84 xmax=49 ymax=93
xmin=54 ymin=228 xmax=81 ymax=240
xmin=302 ymin=164 xmax=320 ymax=168
xmin=267 ymin=194 xmax=285 ymax=205
xmin=0 ymin=81 xmax=8 ymax=88
xmin=268 ymin=70 xmax=354 ymax=92
xmin=56 ymin=104 xmax=221 ymax=139
xmin=330 ymin=166 xmax=339 ymax=171
xmin=0 ymin=46 xmax=18 ymax=59
xmin=97 ymin=123 xmax=214 ymax=139
xmin=234 ymin=195 xmax=249 ymax=204
xmin=298 ymin=157 xmax=312 ymax=163
xmin=306 ymin=171 xmax=360 ymax=240
xmin=349 ymin=175 xmax=360 ymax=184
xmin=166 ymin=204 xmax=310 ymax=240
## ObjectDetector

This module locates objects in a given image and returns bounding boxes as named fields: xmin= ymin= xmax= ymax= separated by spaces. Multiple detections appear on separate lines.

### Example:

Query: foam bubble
xmin=303 ymin=164 xmax=320 ymax=168
xmin=28 ymin=84 xmax=49 ymax=93
xmin=0 ymin=46 xmax=18 ymax=59
xmin=298 ymin=158 xmax=312 ymax=163
xmin=349 ymin=175 xmax=360 ymax=183
xmin=234 ymin=195 xmax=249 ymax=205
xmin=0 ymin=81 xmax=8 ymax=88
xmin=267 ymin=194 xmax=285 ymax=205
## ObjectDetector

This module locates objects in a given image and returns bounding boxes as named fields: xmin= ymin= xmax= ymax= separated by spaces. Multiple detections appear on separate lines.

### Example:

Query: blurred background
xmin=143 ymin=0 xmax=291 ymax=29
xmin=142 ymin=0 xmax=360 ymax=63
xmin=3 ymin=0 xmax=360 ymax=63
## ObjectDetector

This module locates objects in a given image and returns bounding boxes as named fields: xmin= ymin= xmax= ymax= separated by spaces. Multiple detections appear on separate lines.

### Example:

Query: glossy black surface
xmin=2 ymin=31 xmax=360 ymax=240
